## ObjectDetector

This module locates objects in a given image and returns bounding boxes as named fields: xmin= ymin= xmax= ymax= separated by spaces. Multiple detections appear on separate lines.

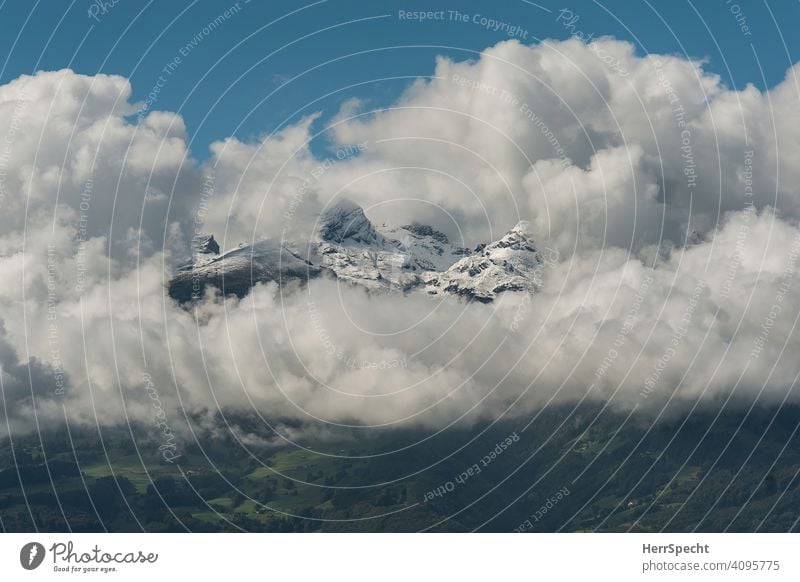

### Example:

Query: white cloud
xmin=1 ymin=40 xmax=800 ymax=441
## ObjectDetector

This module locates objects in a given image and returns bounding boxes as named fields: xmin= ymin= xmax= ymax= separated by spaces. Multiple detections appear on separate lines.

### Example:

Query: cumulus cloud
xmin=2 ymin=37 xmax=800 ymax=442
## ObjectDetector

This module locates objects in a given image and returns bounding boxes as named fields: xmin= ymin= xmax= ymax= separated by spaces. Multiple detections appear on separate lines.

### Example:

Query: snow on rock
xmin=313 ymin=200 xmax=467 ymax=292
xmin=194 ymin=233 xmax=220 ymax=256
xmin=422 ymin=221 xmax=542 ymax=303
xmin=319 ymin=199 xmax=383 ymax=246
xmin=169 ymin=200 xmax=545 ymax=304
xmin=169 ymin=240 xmax=322 ymax=302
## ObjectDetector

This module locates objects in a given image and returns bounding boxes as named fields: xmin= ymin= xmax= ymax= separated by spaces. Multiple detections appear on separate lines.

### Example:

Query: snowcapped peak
xmin=325 ymin=197 xmax=361 ymax=216
xmin=510 ymin=220 xmax=533 ymax=237
xmin=319 ymin=199 xmax=382 ymax=245
xmin=171 ymin=207 xmax=544 ymax=305
xmin=193 ymin=233 xmax=220 ymax=256
xmin=487 ymin=221 xmax=538 ymax=253
xmin=175 ymin=233 xmax=220 ymax=272
xmin=421 ymin=221 xmax=543 ymax=303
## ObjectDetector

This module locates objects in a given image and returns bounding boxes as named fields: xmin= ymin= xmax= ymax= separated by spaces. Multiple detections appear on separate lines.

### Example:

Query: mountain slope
xmin=169 ymin=200 xmax=543 ymax=303
xmin=168 ymin=240 xmax=322 ymax=302
xmin=421 ymin=221 xmax=543 ymax=303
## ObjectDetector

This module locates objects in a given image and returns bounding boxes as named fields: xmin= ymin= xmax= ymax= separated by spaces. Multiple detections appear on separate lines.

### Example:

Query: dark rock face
xmin=401 ymin=223 xmax=449 ymax=244
xmin=168 ymin=241 xmax=322 ymax=303
xmin=194 ymin=234 xmax=220 ymax=255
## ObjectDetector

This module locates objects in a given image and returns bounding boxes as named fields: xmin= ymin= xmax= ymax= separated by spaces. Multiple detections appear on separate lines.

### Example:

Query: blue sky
xmin=1 ymin=0 xmax=798 ymax=159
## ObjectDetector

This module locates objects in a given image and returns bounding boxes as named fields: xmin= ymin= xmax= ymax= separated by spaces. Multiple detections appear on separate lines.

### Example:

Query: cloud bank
xmin=2 ymin=37 xmax=800 ymax=443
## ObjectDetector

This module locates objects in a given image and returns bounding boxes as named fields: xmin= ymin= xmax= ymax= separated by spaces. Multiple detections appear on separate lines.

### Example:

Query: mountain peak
xmin=487 ymin=221 xmax=537 ymax=253
xmin=319 ymin=199 xmax=382 ymax=245
xmin=422 ymin=221 xmax=543 ymax=303
xmin=172 ymin=207 xmax=544 ymax=304
xmin=193 ymin=233 xmax=220 ymax=256
xmin=510 ymin=220 xmax=533 ymax=237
